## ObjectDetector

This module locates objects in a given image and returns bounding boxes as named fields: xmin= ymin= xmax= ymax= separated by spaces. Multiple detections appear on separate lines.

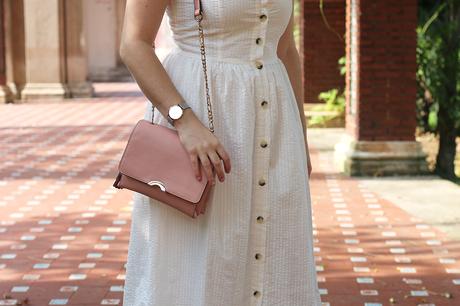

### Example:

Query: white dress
xmin=122 ymin=0 xmax=322 ymax=305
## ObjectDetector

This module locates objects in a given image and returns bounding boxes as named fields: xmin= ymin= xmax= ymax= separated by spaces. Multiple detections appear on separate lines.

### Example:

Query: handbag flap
xmin=118 ymin=119 xmax=208 ymax=203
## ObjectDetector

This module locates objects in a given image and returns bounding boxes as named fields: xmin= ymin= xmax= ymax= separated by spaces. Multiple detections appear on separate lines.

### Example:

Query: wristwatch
xmin=167 ymin=101 xmax=191 ymax=126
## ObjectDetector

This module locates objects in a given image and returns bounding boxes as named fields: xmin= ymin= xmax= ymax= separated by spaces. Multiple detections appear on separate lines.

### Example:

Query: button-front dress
xmin=122 ymin=0 xmax=322 ymax=305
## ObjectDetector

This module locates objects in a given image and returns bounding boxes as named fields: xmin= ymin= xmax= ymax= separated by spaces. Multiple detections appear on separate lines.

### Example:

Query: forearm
xmin=119 ymin=40 xmax=184 ymax=118
xmin=279 ymin=46 xmax=309 ymax=148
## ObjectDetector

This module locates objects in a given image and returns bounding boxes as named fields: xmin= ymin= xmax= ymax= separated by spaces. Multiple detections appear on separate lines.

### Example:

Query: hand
xmin=174 ymin=109 xmax=231 ymax=185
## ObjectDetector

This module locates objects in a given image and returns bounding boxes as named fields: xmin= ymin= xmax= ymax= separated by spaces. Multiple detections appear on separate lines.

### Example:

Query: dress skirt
xmin=122 ymin=0 xmax=322 ymax=305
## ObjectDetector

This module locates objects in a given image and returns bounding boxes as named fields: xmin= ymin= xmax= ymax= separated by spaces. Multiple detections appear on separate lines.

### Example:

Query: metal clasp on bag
xmin=148 ymin=180 xmax=166 ymax=192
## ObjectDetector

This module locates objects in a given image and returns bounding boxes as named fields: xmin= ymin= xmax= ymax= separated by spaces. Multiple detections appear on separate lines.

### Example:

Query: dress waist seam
xmin=168 ymin=46 xmax=282 ymax=66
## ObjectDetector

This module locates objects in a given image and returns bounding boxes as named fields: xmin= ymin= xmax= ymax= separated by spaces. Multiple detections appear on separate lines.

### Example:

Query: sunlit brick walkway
xmin=0 ymin=83 xmax=459 ymax=306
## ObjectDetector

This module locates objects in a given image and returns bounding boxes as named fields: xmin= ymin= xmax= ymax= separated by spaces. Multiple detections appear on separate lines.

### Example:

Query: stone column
xmin=301 ymin=0 xmax=345 ymax=104
xmin=4 ymin=0 xmax=26 ymax=101
xmin=334 ymin=0 xmax=428 ymax=176
xmin=83 ymin=0 xmax=130 ymax=81
xmin=65 ymin=0 xmax=93 ymax=97
xmin=0 ymin=0 xmax=13 ymax=103
xmin=21 ymin=0 xmax=69 ymax=100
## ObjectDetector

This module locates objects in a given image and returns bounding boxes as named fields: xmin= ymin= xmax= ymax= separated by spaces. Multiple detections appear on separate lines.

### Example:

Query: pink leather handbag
xmin=113 ymin=0 xmax=215 ymax=218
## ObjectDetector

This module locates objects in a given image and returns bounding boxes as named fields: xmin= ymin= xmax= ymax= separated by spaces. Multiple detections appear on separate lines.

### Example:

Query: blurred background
xmin=0 ymin=0 xmax=459 ymax=305
xmin=2 ymin=0 xmax=459 ymax=181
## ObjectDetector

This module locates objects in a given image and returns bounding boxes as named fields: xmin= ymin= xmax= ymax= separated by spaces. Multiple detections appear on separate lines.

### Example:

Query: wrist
xmin=172 ymin=108 xmax=195 ymax=130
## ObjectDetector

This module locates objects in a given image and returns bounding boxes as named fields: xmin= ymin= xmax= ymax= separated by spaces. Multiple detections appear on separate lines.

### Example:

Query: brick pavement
xmin=0 ymin=83 xmax=459 ymax=306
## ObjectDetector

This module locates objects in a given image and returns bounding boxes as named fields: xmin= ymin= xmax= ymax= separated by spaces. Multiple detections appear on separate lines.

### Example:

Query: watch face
xmin=169 ymin=105 xmax=183 ymax=120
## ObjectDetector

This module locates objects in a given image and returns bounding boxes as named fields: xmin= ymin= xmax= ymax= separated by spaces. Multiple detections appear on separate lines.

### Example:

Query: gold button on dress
xmin=123 ymin=1 xmax=322 ymax=306
xmin=258 ymin=178 xmax=266 ymax=186
xmin=260 ymin=139 xmax=268 ymax=148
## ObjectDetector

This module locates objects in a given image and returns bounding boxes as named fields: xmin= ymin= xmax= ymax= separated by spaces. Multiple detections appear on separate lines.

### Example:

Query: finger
xmin=216 ymin=145 xmax=231 ymax=173
xmin=198 ymin=152 xmax=215 ymax=185
xmin=208 ymin=151 xmax=225 ymax=182
xmin=190 ymin=153 xmax=201 ymax=181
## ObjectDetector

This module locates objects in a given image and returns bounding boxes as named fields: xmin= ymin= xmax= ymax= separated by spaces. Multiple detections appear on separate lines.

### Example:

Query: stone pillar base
xmin=0 ymin=85 xmax=14 ymax=103
xmin=21 ymin=83 xmax=70 ymax=101
xmin=68 ymin=81 xmax=94 ymax=98
xmin=334 ymin=135 xmax=429 ymax=176
xmin=7 ymin=83 xmax=24 ymax=100
xmin=89 ymin=66 xmax=132 ymax=82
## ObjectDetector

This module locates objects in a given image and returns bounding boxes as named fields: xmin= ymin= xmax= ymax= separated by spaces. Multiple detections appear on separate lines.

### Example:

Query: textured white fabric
xmin=122 ymin=0 xmax=322 ymax=305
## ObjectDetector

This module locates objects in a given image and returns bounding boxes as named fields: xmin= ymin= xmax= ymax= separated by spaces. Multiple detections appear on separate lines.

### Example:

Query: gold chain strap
xmin=195 ymin=13 xmax=215 ymax=133
xmin=151 ymin=12 xmax=215 ymax=134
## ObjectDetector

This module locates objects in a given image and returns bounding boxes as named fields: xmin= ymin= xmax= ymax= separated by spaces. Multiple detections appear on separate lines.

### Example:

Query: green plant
xmin=417 ymin=0 xmax=460 ymax=180
xmin=317 ymin=89 xmax=345 ymax=113
xmin=314 ymin=55 xmax=346 ymax=112
xmin=309 ymin=56 xmax=346 ymax=127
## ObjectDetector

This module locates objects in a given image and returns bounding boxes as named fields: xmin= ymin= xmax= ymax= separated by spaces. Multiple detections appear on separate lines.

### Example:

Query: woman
xmin=119 ymin=0 xmax=322 ymax=305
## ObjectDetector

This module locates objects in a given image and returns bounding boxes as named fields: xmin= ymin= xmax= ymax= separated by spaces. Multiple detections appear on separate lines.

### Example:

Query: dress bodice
xmin=166 ymin=0 xmax=292 ymax=64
